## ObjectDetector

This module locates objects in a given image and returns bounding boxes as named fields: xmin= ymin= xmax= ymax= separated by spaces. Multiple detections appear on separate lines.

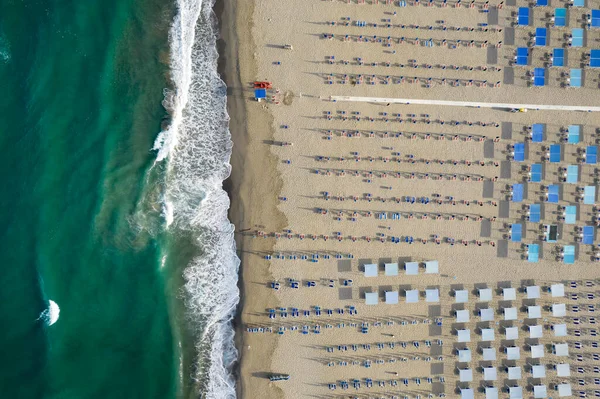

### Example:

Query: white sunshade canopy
xmin=365 ymin=292 xmax=378 ymax=305
xmin=425 ymin=288 xmax=440 ymax=302
xmin=534 ymin=385 xmax=548 ymax=398
xmin=385 ymin=291 xmax=399 ymax=304
xmin=506 ymin=346 xmax=521 ymax=360
xmin=455 ymin=289 xmax=469 ymax=303
xmin=458 ymin=348 xmax=472 ymax=362
xmin=479 ymin=288 xmax=493 ymax=301
xmin=480 ymin=308 xmax=494 ymax=321
xmin=503 ymin=287 xmax=517 ymax=300
xmin=508 ymin=366 xmax=522 ymax=380
xmin=461 ymin=388 xmax=475 ymax=399
xmin=530 ymin=325 xmax=543 ymax=338
xmin=551 ymin=283 xmax=565 ymax=297
xmin=424 ymin=260 xmax=439 ymax=274
xmin=484 ymin=367 xmax=497 ymax=381
xmin=364 ymin=263 xmax=378 ymax=277
xmin=554 ymin=343 xmax=569 ymax=356
xmin=384 ymin=263 xmax=399 ymax=276
xmin=483 ymin=347 xmax=497 ymax=361
xmin=553 ymin=303 xmax=567 ymax=317
xmin=405 ymin=289 xmax=419 ymax=303
xmin=553 ymin=324 xmax=568 ymax=337
xmin=504 ymin=307 xmax=518 ymax=320
xmin=459 ymin=368 xmax=473 ymax=382
xmin=481 ymin=328 xmax=495 ymax=341
xmin=532 ymin=365 xmax=546 ymax=378
xmin=509 ymin=386 xmax=523 ymax=399
xmin=528 ymin=305 xmax=542 ymax=318
xmin=556 ymin=363 xmax=571 ymax=377
xmin=557 ymin=383 xmax=572 ymax=397
xmin=456 ymin=309 xmax=470 ymax=323
xmin=531 ymin=344 xmax=545 ymax=358
xmin=457 ymin=329 xmax=471 ymax=342
xmin=506 ymin=326 xmax=519 ymax=340
xmin=405 ymin=261 xmax=419 ymax=275
xmin=486 ymin=387 xmax=499 ymax=399
xmin=527 ymin=285 xmax=541 ymax=299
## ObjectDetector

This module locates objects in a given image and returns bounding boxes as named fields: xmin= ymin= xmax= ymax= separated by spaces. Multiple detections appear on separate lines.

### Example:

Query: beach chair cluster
xmin=363 ymin=260 xmax=439 ymax=277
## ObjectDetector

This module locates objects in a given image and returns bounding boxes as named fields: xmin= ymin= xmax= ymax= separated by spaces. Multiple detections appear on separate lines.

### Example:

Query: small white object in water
xmin=39 ymin=300 xmax=60 ymax=326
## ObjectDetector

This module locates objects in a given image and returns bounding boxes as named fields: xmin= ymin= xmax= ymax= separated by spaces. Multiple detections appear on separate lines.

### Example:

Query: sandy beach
xmin=222 ymin=0 xmax=600 ymax=397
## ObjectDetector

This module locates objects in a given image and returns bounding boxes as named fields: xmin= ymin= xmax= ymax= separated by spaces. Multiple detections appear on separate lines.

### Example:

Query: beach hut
xmin=385 ymin=263 xmax=399 ymax=276
xmin=424 ymin=260 xmax=438 ymax=274
xmin=530 ymin=325 xmax=543 ymax=338
xmin=566 ymin=165 xmax=578 ymax=183
xmin=528 ymin=305 xmax=542 ymax=319
xmin=571 ymin=28 xmax=584 ymax=47
xmin=570 ymin=68 xmax=582 ymax=88
xmin=555 ymin=8 xmax=567 ymax=26
xmin=512 ymin=184 xmax=524 ymax=202
xmin=551 ymin=283 xmax=565 ymax=297
xmin=529 ymin=205 xmax=541 ymax=223
xmin=461 ymin=388 xmax=474 ymax=399
xmin=426 ymin=288 xmax=440 ymax=303
xmin=511 ymin=224 xmax=522 ymax=242
xmin=518 ymin=7 xmax=530 ymax=25
xmin=516 ymin=47 xmax=529 ymax=65
xmin=503 ymin=288 xmax=517 ymax=301
xmin=484 ymin=367 xmax=497 ymax=381
xmin=547 ymin=185 xmax=560 ymax=203
xmin=591 ymin=49 xmax=600 ymax=67
xmin=254 ymin=88 xmax=267 ymax=101
xmin=514 ymin=143 xmax=525 ymax=161
xmin=504 ymin=307 xmax=518 ymax=321
xmin=405 ymin=289 xmax=419 ymax=303
xmin=529 ymin=164 xmax=543 ymax=182
xmin=527 ymin=285 xmax=541 ymax=299
xmin=533 ymin=68 xmax=546 ymax=86
xmin=509 ymin=386 xmax=523 ymax=399
xmin=404 ymin=261 xmax=419 ymax=275
xmin=532 ymin=365 xmax=546 ymax=378
xmin=486 ymin=387 xmax=499 ymax=399
xmin=364 ymin=263 xmax=378 ymax=277
xmin=505 ymin=326 xmax=519 ymax=340
xmin=557 ymin=383 xmax=572 ymax=397
xmin=549 ymin=144 xmax=562 ymax=163
xmin=481 ymin=328 xmax=495 ymax=342
xmin=556 ymin=363 xmax=571 ymax=377
xmin=591 ymin=9 xmax=600 ymax=27
xmin=553 ymin=303 xmax=567 ymax=317
xmin=506 ymin=346 xmax=521 ymax=360
xmin=553 ymin=323 xmax=567 ymax=337
xmin=587 ymin=146 xmax=598 ymax=164
xmin=482 ymin=347 xmax=496 ymax=361
xmin=532 ymin=124 xmax=544 ymax=142
xmin=365 ymin=292 xmax=378 ymax=305
xmin=385 ymin=291 xmax=399 ymax=304
xmin=552 ymin=48 xmax=564 ymax=67
xmin=455 ymin=289 xmax=469 ymax=303
xmin=535 ymin=28 xmax=547 ymax=46
xmin=534 ymin=385 xmax=548 ymax=398
xmin=582 ymin=226 xmax=595 ymax=245
xmin=508 ymin=366 xmax=522 ymax=380
xmin=563 ymin=245 xmax=575 ymax=264
xmin=479 ymin=288 xmax=493 ymax=301
xmin=531 ymin=344 xmax=545 ymax=358
xmin=553 ymin=343 xmax=569 ymax=356
xmin=480 ymin=308 xmax=494 ymax=322
xmin=458 ymin=348 xmax=471 ymax=362
xmin=456 ymin=309 xmax=470 ymax=323
xmin=584 ymin=186 xmax=596 ymax=204
xmin=459 ymin=368 xmax=473 ymax=382
xmin=564 ymin=206 xmax=577 ymax=224
xmin=457 ymin=329 xmax=471 ymax=343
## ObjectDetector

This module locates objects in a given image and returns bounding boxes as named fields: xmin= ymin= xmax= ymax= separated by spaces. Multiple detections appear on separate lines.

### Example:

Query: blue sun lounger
xmin=516 ymin=47 xmax=529 ymax=65
xmin=583 ymin=226 xmax=595 ymax=245
xmin=591 ymin=10 xmax=600 ymax=27
xmin=555 ymin=8 xmax=567 ymax=26
xmin=547 ymin=185 xmax=559 ymax=203
xmin=568 ymin=125 xmax=581 ymax=144
xmin=514 ymin=143 xmax=525 ymax=161
xmin=532 ymin=124 xmax=544 ymax=142
xmin=530 ymin=164 xmax=543 ymax=182
xmin=528 ymin=244 xmax=540 ymax=262
xmin=587 ymin=146 xmax=598 ymax=164
xmin=518 ymin=7 xmax=531 ymax=25
xmin=567 ymin=165 xmax=579 ymax=183
xmin=550 ymin=144 xmax=561 ymax=162
xmin=565 ymin=205 xmax=577 ymax=224
xmin=529 ymin=204 xmax=541 ymax=222
xmin=591 ymin=50 xmax=600 ymax=67
xmin=564 ymin=245 xmax=575 ymax=264
xmin=536 ymin=28 xmax=548 ymax=46
xmin=512 ymin=184 xmax=524 ymax=202
xmin=584 ymin=186 xmax=596 ymax=204
xmin=572 ymin=29 xmax=584 ymax=47
xmin=534 ymin=68 xmax=546 ymax=86
xmin=511 ymin=224 xmax=523 ymax=242
xmin=552 ymin=48 xmax=565 ymax=67
xmin=570 ymin=69 xmax=582 ymax=88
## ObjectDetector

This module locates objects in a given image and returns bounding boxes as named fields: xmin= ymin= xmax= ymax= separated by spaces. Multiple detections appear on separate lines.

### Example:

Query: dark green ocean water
xmin=0 ymin=1 xmax=179 ymax=398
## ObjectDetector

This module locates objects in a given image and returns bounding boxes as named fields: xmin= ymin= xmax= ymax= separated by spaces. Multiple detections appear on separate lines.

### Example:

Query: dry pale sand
xmin=228 ymin=0 xmax=600 ymax=398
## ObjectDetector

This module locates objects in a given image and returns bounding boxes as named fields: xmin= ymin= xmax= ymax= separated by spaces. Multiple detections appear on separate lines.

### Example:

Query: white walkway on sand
xmin=329 ymin=96 xmax=600 ymax=112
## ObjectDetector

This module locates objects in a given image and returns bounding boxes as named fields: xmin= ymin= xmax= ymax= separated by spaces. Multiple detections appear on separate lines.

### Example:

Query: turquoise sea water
xmin=0 ymin=1 xmax=180 ymax=398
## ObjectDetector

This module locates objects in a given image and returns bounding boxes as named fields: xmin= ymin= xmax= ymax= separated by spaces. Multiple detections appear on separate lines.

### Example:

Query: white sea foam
xmin=157 ymin=0 xmax=239 ymax=397
xmin=39 ymin=300 xmax=60 ymax=326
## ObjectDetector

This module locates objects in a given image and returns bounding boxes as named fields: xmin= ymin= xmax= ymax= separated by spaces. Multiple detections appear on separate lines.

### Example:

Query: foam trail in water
xmin=38 ymin=300 xmax=60 ymax=326
xmin=158 ymin=0 xmax=239 ymax=397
